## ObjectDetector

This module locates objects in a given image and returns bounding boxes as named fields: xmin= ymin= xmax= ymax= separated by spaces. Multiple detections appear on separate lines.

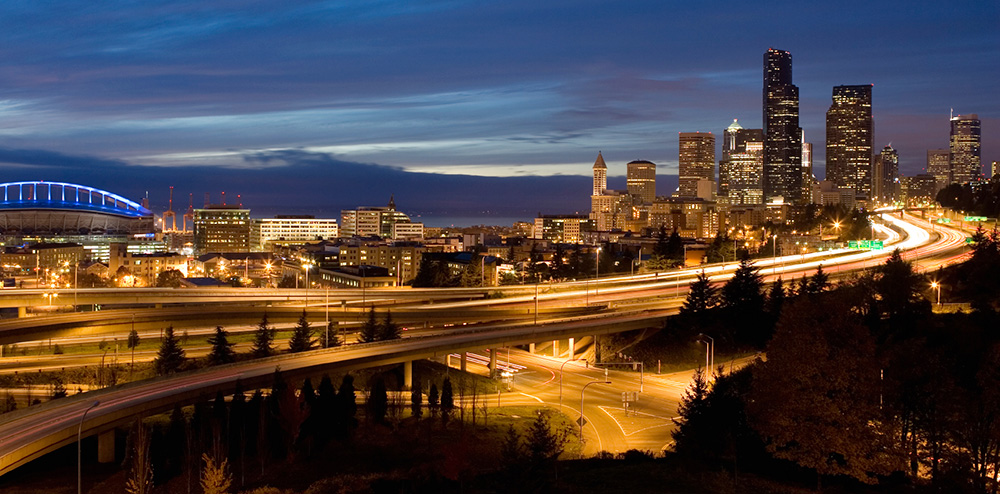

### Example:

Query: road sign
xmin=937 ymin=218 xmax=951 ymax=224
xmin=964 ymin=216 xmax=987 ymax=222
xmin=576 ymin=416 xmax=587 ymax=427
xmin=848 ymin=240 xmax=884 ymax=250
xmin=966 ymin=237 xmax=975 ymax=244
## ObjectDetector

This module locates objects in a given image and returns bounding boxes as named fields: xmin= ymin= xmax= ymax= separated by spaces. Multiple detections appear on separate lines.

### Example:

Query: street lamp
xmin=559 ymin=358 xmax=588 ymax=409
xmin=78 ymin=400 xmax=100 ymax=494
xmin=698 ymin=333 xmax=714 ymax=373
xmin=931 ymin=281 xmax=941 ymax=306
xmin=43 ymin=292 xmax=58 ymax=306
xmin=580 ymin=378 xmax=612 ymax=458
xmin=303 ymin=263 xmax=313 ymax=307
xmin=772 ymin=234 xmax=778 ymax=277
xmin=595 ymin=247 xmax=601 ymax=297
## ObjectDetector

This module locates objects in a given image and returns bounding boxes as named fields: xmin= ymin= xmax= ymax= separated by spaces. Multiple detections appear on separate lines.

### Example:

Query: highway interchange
xmin=0 ymin=210 xmax=981 ymax=475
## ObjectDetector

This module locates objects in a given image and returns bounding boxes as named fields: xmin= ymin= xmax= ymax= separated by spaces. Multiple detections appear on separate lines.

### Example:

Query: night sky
xmin=0 ymin=1 xmax=996 ymax=223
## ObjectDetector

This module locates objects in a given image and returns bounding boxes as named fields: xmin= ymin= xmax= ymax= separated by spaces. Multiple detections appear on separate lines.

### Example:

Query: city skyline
xmin=0 ymin=1 xmax=996 ymax=216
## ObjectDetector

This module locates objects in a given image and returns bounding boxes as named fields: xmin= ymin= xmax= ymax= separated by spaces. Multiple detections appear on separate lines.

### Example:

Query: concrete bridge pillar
xmin=460 ymin=353 xmax=467 ymax=373
xmin=17 ymin=306 xmax=26 ymax=318
xmin=403 ymin=361 xmax=412 ymax=389
xmin=488 ymin=349 xmax=497 ymax=377
xmin=568 ymin=337 xmax=575 ymax=360
xmin=552 ymin=340 xmax=559 ymax=358
xmin=98 ymin=430 xmax=115 ymax=463
xmin=529 ymin=342 xmax=535 ymax=354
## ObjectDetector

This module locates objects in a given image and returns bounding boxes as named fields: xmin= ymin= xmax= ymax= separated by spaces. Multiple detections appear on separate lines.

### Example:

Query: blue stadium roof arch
xmin=0 ymin=181 xmax=151 ymax=217
xmin=0 ymin=181 xmax=154 ymax=236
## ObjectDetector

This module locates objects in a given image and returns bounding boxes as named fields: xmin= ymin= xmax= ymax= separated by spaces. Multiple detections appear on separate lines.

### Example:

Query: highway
xmin=0 ymin=210 xmax=975 ymax=476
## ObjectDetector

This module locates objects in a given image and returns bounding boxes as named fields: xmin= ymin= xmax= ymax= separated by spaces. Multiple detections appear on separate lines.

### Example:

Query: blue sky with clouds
xmin=0 ymin=1 xmax=996 ymax=221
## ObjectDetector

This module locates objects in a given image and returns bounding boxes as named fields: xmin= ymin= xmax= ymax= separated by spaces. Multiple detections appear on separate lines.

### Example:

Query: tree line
xmin=670 ymin=247 xmax=1000 ymax=492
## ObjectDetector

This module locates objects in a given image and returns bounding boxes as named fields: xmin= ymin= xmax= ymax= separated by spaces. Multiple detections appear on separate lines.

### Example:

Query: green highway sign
xmin=848 ymin=240 xmax=885 ymax=250
xmin=964 ymin=216 xmax=988 ymax=222
xmin=966 ymin=237 xmax=975 ymax=244
xmin=936 ymin=218 xmax=951 ymax=224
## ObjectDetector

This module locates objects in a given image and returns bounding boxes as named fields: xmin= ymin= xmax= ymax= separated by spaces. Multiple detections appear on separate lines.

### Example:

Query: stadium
xmin=0 ymin=181 xmax=153 ymax=235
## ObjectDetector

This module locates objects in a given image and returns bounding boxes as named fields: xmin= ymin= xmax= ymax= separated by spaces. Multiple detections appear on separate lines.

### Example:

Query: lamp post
xmin=78 ymin=400 xmax=100 ymax=494
xmin=534 ymin=282 xmax=539 ymax=325
xmin=771 ymin=234 xmax=778 ymax=277
xmin=325 ymin=286 xmax=330 ymax=347
xmin=559 ymin=357 xmax=588 ymax=409
xmin=303 ymin=263 xmax=313 ymax=307
xmin=580 ymin=378 xmax=611 ymax=458
xmin=595 ymin=247 xmax=601 ymax=297
xmin=698 ymin=333 xmax=714 ymax=372
xmin=931 ymin=281 xmax=941 ymax=306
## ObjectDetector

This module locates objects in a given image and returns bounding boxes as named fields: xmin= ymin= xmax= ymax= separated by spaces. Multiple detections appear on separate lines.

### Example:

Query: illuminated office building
xmin=826 ymin=84 xmax=873 ymax=199
xmin=340 ymin=196 xmax=423 ymax=240
xmin=719 ymin=125 xmax=764 ymax=206
xmin=626 ymin=160 xmax=656 ymax=204
xmin=763 ymin=48 xmax=803 ymax=203
xmin=193 ymin=205 xmax=251 ymax=254
xmin=678 ymin=132 xmax=715 ymax=198
xmin=950 ymin=113 xmax=982 ymax=184
xmin=926 ymin=149 xmax=950 ymax=193
xmin=872 ymin=145 xmax=899 ymax=204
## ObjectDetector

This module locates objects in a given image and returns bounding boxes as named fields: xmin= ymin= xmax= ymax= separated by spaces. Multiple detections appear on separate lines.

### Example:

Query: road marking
xmin=598 ymin=406 xmax=673 ymax=437
xmin=519 ymin=392 xmax=544 ymax=403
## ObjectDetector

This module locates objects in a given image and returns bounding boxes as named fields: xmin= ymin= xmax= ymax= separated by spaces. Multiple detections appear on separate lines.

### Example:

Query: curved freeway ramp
xmin=0 ymin=310 xmax=665 ymax=477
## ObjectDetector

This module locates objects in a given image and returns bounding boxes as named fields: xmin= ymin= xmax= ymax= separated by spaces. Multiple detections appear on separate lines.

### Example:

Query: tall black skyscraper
xmin=763 ymin=48 xmax=803 ymax=203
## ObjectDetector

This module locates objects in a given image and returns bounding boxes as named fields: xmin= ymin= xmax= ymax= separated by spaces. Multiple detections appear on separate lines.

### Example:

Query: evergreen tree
xmin=459 ymin=256 xmax=483 ymax=287
xmin=806 ymin=265 xmax=829 ymax=295
xmin=251 ymin=314 xmax=275 ymax=358
xmin=322 ymin=321 xmax=340 ymax=348
xmin=666 ymin=229 xmax=685 ymax=264
xmin=288 ymin=310 xmax=315 ymax=353
xmin=551 ymin=244 xmax=566 ymax=279
xmin=500 ymin=425 xmax=524 ymax=469
xmin=767 ymin=277 xmax=786 ymax=318
xmin=315 ymin=375 xmax=337 ymax=444
xmin=720 ymin=258 xmax=764 ymax=310
xmin=874 ymin=249 xmax=928 ymax=321
xmin=671 ymin=367 xmax=711 ymax=458
xmin=525 ymin=411 xmax=565 ymax=464
xmin=154 ymin=326 xmax=186 ymax=375
xmin=680 ymin=271 xmax=717 ymax=315
xmin=428 ymin=383 xmax=440 ymax=418
xmin=358 ymin=306 xmax=380 ymax=343
xmin=440 ymin=377 xmax=455 ymax=424
xmin=335 ymin=374 xmax=357 ymax=437
xmin=379 ymin=309 xmax=401 ymax=340
xmin=410 ymin=380 xmax=423 ymax=419
xmin=127 ymin=328 xmax=141 ymax=370
xmin=368 ymin=377 xmax=388 ymax=424
xmin=207 ymin=326 xmax=235 ymax=365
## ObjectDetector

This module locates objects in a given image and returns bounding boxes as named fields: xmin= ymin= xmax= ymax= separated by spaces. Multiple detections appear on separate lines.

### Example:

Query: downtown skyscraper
xmin=626 ymin=159 xmax=656 ymax=204
xmin=719 ymin=119 xmax=764 ymax=205
xmin=826 ymin=85 xmax=874 ymax=199
xmin=678 ymin=132 xmax=716 ymax=198
xmin=763 ymin=48 xmax=803 ymax=203
xmin=949 ymin=113 xmax=982 ymax=184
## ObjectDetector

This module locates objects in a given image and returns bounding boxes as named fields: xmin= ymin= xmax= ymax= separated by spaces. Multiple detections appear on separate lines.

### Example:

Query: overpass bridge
xmin=0 ymin=308 xmax=668 ymax=477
